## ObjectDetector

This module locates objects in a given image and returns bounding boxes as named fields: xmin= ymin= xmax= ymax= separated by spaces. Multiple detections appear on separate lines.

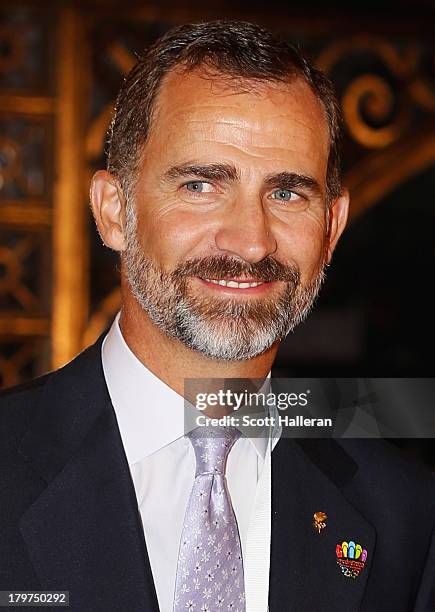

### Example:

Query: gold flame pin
xmin=313 ymin=511 xmax=328 ymax=533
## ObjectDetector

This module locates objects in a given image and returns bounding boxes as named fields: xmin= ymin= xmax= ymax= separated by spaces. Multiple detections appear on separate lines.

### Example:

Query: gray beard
xmin=123 ymin=204 xmax=326 ymax=361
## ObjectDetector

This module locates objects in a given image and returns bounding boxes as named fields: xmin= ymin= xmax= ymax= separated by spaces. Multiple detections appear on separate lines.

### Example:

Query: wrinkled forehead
xmin=146 ymin=67 xmax=330 ymax=157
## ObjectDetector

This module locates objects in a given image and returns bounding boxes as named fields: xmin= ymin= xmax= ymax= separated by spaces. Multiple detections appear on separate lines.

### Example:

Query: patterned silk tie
xmin=173 ymin=426 xmax=246 ymax=612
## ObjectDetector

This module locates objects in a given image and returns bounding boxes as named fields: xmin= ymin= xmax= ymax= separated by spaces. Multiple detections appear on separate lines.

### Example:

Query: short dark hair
xmin=107 ymin=20 xmax=343 ymax=202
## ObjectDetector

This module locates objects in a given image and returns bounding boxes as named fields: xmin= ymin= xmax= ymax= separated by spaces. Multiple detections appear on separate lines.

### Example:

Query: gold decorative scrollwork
xmin=345 ymin=121 xmax=435 ymax=221
xmin=342 ymin=74 xmax=409 ymax=148
xmin=409 ymin=50 xmax=435 ymax=112
xmin=316 ymin=35 xmax=435 ymax=150
xmin=86 ymin=42 xmax=136 ymax=162
xmin=0 ymin=122 xmax=47 ymax=198
xmin=410 ymin=79 xmax=435 ymax=112
xmin=0 ymin=236 xmax=40 ymax=311
xmin=317 ymin=35 xmax=418 ymax=79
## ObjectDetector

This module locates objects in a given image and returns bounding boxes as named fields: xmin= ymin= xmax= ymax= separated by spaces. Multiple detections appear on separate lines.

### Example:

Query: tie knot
xmin=188 ymin=426 xmax=241 ymax=476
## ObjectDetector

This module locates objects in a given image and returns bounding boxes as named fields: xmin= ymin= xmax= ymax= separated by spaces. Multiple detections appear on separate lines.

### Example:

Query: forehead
xmin=145 ymin=67 xmax=330 ymax=173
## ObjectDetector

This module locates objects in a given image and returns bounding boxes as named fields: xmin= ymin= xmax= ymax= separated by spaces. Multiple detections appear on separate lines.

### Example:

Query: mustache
xmin=171 ymin=255 xmax=300 ymax=284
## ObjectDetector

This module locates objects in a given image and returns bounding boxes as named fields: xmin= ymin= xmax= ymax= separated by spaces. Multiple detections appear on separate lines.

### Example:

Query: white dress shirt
xmin=101 ymin=311 xmax=279 ymax=612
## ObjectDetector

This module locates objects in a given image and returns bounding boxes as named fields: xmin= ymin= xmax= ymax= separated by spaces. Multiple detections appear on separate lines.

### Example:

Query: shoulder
xmin=338 ymin=437 xmax=435 ymax=523
xmin=0 ymin=373 xmax=52 ymax=450
xmin=0 ymin=371 xmax=52 ymax=407
xmin=339 ymin=437 xmax=434 ymax=490
xmin=0 ymin=330 xmax=108 ymax=442
xmin=0 ymin=373 xmax=51 ymax=401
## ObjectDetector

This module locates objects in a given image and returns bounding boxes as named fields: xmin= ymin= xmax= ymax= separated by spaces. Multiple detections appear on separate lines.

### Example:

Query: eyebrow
xmin=162 ymin=163 xmax=240 ymax=183
xmin=162 ymin=163 xmax=322 ymax=197
xmin=264 ymin=172 xmax=322 ymax=197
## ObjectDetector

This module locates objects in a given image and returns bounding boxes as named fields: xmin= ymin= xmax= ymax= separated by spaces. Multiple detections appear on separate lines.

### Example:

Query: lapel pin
xmin=313 ymin=511 xmax=328 ymax=533
xmin=336 ymin=540 xmax=368 ymax=578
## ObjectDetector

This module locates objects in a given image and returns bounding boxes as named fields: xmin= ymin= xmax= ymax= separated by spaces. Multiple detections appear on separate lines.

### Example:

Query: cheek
xmin=276 ymin=217 xmax=327 ymax=280
xmin=135 ymin=207 xmax=212 ymax=268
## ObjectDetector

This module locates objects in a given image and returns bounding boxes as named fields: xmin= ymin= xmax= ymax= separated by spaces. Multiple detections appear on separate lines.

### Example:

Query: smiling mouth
xmin=200 ymin=277 xmax=268 ymax=289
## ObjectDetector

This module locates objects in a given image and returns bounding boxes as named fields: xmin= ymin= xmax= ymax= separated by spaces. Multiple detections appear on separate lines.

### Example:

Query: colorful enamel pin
xmin=313 ymin=511 xmax=328 ymax=533
xmin=336 ymin=540 xmax=368 ymax=579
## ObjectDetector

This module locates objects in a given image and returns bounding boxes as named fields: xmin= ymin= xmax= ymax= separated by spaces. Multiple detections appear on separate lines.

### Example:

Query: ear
xmin=90 ymin=170 xmax=126 ymax=252
xmin=325 ymin=188 xmax=350 ymax=264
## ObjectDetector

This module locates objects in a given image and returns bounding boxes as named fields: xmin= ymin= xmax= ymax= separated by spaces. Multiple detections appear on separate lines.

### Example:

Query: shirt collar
xmin=102 ymin=311 xmax=269 ymax=466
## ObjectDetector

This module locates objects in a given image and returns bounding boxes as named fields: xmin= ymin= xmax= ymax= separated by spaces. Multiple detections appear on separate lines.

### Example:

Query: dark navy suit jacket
xmin=1 ymin=331 xmax=434 ymax=611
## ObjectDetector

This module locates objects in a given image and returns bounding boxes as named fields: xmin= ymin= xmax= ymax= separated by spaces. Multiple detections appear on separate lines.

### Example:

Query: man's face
xmin=122 ymin=69 xmax=344 ymax=360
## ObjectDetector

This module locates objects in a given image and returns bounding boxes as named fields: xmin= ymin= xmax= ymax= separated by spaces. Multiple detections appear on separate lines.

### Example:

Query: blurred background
xmin=0 ymin=0 xmax=434 ymax=465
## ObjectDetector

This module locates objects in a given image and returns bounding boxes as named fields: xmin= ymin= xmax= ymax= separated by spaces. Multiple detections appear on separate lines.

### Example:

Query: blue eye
xmin=271 ymin=188 xmax=295 ymax=201
xmin=186 ymin=181 xmax=205 ymax=192
xmin=181 ymin=180 xmax=216 ymax=200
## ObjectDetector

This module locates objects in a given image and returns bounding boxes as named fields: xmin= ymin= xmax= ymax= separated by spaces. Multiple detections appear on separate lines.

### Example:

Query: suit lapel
xmin=17 ymin=333 xmax=159 ymax=612
xmin=269 ymin=437 xmax=376 ymax=611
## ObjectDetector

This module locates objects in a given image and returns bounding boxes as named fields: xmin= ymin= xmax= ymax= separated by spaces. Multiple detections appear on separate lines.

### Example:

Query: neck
xmin=119 ymin=290 xmax=278 ymax=399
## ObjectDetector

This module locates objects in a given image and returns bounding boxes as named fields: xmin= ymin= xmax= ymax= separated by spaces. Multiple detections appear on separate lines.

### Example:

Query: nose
xmin=214 ymin=199 xmax=278 ymax=264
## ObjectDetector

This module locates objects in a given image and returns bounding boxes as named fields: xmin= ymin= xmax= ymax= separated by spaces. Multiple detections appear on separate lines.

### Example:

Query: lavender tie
xmin=173 ymin=426 xmax=246 ymax=612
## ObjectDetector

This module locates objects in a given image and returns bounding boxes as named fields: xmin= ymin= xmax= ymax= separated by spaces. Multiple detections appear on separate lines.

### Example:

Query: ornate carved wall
xmin=1 ymin=1 xmax=434 ymax=387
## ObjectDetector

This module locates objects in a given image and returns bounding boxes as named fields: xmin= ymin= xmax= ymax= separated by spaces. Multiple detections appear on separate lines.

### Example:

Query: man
xmin=0 ymin=20 xmax=434 ymax=612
